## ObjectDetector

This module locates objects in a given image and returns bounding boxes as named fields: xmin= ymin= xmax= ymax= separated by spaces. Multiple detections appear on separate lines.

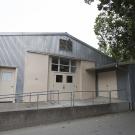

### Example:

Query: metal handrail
xmin=0 ymin=90 xmax=128 ymax=110
xmin=0 ymin=90 xmax=59 ymax=97
xmin=0 ymin=89 xmax=126 ymax=99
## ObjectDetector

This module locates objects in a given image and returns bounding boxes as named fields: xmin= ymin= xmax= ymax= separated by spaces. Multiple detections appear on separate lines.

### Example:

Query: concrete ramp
xmin=0 ymin=102 xmax=129 ymax=131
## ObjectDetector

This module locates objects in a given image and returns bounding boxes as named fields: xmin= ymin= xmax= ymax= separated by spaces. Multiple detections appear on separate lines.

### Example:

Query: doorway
xmin=0 ymin=68 xmax=17 ymax=102
xmin=49 ymin=73 xmax=76 ymax=101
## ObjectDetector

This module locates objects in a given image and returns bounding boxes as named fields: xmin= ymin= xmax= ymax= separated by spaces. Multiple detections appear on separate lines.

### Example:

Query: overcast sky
xmin=0 ymin=0 xmax=99 ymax=48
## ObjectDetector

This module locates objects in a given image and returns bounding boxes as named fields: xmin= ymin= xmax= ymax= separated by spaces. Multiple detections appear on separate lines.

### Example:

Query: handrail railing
xmin=0 ymin=89 xmax=128 ymax=110
xmin=0 ymin=90 xmax=59 ymax=97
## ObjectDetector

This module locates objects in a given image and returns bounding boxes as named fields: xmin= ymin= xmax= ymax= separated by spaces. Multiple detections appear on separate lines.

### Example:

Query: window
xmin=67 ymin=76 xmax=72 ymax=83
xmin=2 ymin=72 xmax=13 ymax=81
xmin=60 ymin=65 xmax=69 ymax=72
xmin=52 ymin=57 xmax=58 ymax=64
xmin=60 ymin=58 xmax=70 ymax=72
xmin=71 ymin=60 xmax=76 ymax=73
xmin=52 ymin=57 xmax=59 ymax=71
xmin=60 ymin=58 xmax=69 ymax=65
xmin=59 ymin=39 xmax=72 ymax=52
xmin=51 ymin=57 xmax=76 ymax=73
xmin=56 ymin=75 xmax=63 ymax=83
xmin=51 ymin=64 xmax=58 ymax=71
xmin=71 ymin=67 xmax=76 ymax=73
xmin=71 ymin=60 xmax=76 ymax=66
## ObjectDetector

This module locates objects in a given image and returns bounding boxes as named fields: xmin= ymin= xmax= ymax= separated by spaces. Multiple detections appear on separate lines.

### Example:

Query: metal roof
xmin=0 ymin=32 xmax=115 ymax=94
xmin=87 ymin=61 xmax=135 ymax=71
xmin=0 ymin=32 xmax=114 ymax=59
xmin=0 ymin=32 xmax=66 ymax=36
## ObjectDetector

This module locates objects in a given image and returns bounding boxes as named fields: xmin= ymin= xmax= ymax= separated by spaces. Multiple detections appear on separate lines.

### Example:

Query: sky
xmin=0 ymin=0 xmax=99 ymax=48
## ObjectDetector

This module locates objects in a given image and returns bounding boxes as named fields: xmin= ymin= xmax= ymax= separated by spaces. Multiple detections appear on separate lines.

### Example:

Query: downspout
xmin=95 ymin=71 xmax=98 ymax=97
xmin=127 ymin=66 xmax=134 ymax=111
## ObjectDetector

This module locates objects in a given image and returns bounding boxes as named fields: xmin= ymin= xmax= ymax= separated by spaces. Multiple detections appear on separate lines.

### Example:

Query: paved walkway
xmin=0 ymin=97 xmax=125 ymax=112
xmin=1 ymin=112 xmax=135 ymax=135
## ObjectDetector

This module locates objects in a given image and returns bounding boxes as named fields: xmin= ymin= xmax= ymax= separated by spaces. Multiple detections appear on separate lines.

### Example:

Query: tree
xmin=94 ymin=11 xmax=132 ymax=61
xmin=85 ymin=0 xmax=135 ymax=61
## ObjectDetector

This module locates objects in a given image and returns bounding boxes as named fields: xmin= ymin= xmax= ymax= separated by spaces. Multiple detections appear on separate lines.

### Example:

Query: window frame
xmin=51 ymin=64 xmax=59 ymax=71
xmin=56 ymin=75 xmax=63 ymax=83
xmin=59 ymin=39 xmax=73 ymax=52
xmin=51 ymin=57 xmax=76 ymax=73
xmin=67 ymin=76 xmax=73 ymax=83
xmin=1 ymin=72 xmax=13 ymax=81
xmin=51 ymin=57 xmax=59 ymax=72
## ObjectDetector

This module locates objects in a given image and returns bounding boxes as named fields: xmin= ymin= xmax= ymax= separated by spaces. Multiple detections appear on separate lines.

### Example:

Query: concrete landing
xmin=0 ymin=97 xmax=126 ymax=112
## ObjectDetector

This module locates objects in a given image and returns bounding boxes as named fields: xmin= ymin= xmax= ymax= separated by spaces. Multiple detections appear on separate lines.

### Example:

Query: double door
xmin=49 ymin=73 xmax=76 ymax=101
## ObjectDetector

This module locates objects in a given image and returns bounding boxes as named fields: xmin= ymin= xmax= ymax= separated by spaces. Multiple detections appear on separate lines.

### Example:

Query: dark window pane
xmin=71 ymin=67 xmax=76 ymax=73
xmin=56 ymin=75 xmax=63 ymax=83
xmin=71 ymin=60 xmax=76 ymax=66
xmin=59 ymin=39 xmax=72 ymax=52
xmin=60 ymin=58 xmax=69 ymax=65
xmin=60 ymin=65 xmax=69 ymax=72
xmin=52 ymin=57 xmax=58 ymax=64
xmin=67 ymin=76 xmax=72 ymax=83
xmin=59 ymin=39 xmax=67 ymax=51
xmin=52 ymin=64 xmax=58 ymax=71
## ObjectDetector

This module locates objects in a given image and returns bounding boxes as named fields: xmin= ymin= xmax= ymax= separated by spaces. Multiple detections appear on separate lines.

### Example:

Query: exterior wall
xmin=0 ymin=33 xmax=114 ymax=95
xmin=98 ymin=71 xmax=118 ymax=98
xmin=73 ymin=61 xmax=81 ymax=99
xmin=116 ymin=67 xmax=129 ymax=100
xmin=48 ymin=58 xmax=96 ymax=101
xmin=79 ymin=61 xmax=96 ymax=99
xmin=48 ymin=57 xmax=78 ymax=101
xmin=23 ymin=53 xmax=49 ymax=102
xmin=116 ymin=64 xmax=135 ymax=102
xmin=129 ymin=65 xmax=135 ymax=102
xmin=0 ymin=67 xmax=17 ymax=102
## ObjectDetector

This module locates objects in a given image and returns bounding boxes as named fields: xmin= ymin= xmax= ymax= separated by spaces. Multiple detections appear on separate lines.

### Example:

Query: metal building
xmin=0 ymin=32 xmax=134 ymax=103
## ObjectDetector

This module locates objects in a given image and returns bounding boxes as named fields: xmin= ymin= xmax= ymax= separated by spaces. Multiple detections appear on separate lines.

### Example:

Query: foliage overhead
xmin=85 ymin=0 xmax=135 ymax=61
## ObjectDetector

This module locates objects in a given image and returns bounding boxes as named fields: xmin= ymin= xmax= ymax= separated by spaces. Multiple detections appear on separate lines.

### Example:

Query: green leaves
xmin=86 ymin=0 xmax=135 ymax=61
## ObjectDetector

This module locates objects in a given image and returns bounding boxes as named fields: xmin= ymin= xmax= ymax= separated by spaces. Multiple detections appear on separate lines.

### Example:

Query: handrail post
xmin=71 ymin=92 xmax=73 ymax=107
xmin=109 ymin=91 xmax=111 ymax=103
xmin=57 ymin=90 xmax=60 ymax=104
xmin=29 ymin=92 xmax=31 ymax=103
xmin=49 ymin=91 xmax=52 ymax=102
xmin=37 ymin=94 xmax=39 ymax=110
xmin=73 ymin=91 xmax=75 ymax=107
xmin=47 ymin=91 xmax=48 ymax=103
xmin=92 ymin=91 xmax=94 ymax=105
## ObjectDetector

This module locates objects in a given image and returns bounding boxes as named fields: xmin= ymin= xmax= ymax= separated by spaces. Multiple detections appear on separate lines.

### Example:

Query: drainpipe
xmin=95 ymin=71 xmax=98 ymax=97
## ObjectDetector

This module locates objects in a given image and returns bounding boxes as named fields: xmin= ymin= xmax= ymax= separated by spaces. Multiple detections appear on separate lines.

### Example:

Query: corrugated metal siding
xmin=0 ymin=34 xmax=114 ymax=93
xmin=129 ymin=65 xmax=135 ymax=102
xmin=116 ymin=67 xmax=129 ymax=100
